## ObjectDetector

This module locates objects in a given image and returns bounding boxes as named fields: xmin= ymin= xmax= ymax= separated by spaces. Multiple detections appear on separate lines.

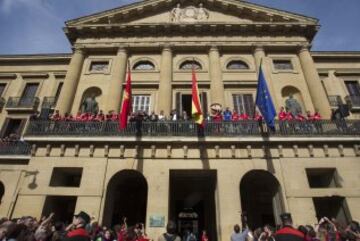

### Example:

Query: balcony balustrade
xmin=6 ymin=97 xmax=40 ymax=110
xmin=25 ymin=120 xmax=360 ymax=137
xmin=0 ymin=141 xmax=31 ymax=156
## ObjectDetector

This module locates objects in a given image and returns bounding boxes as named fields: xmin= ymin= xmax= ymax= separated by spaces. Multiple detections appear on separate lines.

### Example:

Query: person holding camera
xmin=275 ymin=213 xmax=304 ymax=241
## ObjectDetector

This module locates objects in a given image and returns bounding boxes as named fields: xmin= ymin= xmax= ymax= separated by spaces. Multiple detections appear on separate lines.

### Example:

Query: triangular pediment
xmin=66 ymin=0 xmax=318 ymax=27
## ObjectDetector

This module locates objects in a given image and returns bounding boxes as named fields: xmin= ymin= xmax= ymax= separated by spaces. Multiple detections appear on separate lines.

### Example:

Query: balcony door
xmin=0 ymin=118 xmax=27 ymax=138
xmin=20 ymin=83 xmax=39 ymax=106
xmin=175 ymin=92 xmax=208 ymax=118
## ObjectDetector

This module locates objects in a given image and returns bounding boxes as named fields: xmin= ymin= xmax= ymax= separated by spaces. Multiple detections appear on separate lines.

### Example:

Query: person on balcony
xmin=223 ymin=107 xmax=232 ymax=121
xmin=95 ymin=110 xmax=105 ymax=122
xmin=158 ymin=110 xmax=166 ymax=121
xmin=232 ymin=110 xmax=240 ymax=121
xmin=50 ymin=110 xmax=61 ymax=121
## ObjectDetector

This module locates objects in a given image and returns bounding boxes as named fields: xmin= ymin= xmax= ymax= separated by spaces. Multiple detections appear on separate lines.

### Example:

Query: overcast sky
xmin=0 ymin=0 xmax=359 ymax=55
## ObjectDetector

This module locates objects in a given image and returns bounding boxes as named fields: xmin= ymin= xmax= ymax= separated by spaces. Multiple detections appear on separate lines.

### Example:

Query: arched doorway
xmin=103 ymin=170 xmax=148 ymax=227
xmin=0 ymin=182 xmax=4 ymax=205
xmin=240 ymin=170 xmax=284 ymax=229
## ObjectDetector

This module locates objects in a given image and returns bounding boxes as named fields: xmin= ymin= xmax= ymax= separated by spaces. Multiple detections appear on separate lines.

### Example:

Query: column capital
xmin=209 ymin=45 xmax=219 ymax=52
xmin=297 ymin=43 xmax=312 ymax=53
xmin=116 ymin=46 xmax=128 ymax=54
xmin=253 ymin=44 xmax=265 ymax=53
xmin=161 ymin=44 xmax=173 ymax=52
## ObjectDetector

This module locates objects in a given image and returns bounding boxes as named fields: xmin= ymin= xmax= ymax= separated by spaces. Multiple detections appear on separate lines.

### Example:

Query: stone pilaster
xmin=209 ymin=46 xmax=225 ymax=106
xmin=298 ymin=45 xmax=331 ymax=118
xmin=157 ymin=45 xmax=173 ymax=116
xmin=253 ymin=45 xmax=279 ymax=108
xmin=106 ymin=47 xmax=128 ymax=113
xmin=56 ymin=47 xmax=85 ymax=115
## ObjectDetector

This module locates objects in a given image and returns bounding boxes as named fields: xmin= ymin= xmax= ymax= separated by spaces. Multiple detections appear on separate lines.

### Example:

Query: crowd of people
xmin=0 ymin=211 xmax=359 ymax=241
xmin=33 ymin=106 xmax=326 ymax=124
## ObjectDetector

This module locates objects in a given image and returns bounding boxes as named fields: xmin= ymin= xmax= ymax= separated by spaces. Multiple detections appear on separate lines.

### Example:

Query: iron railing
xmin=41 ymin=97 xmax=57 ymax=109
xmin=6 ymin=97 xmax=40 ymax=109
xmin=25 ymin=120 xmax=360 ymax=137
xmin=328 ymin=95 xmax=343 ymax=108
xmin=345 ymin=95 xmax=360 ymax=108
xmin=0 ymin=141 xmax=31 ymax=155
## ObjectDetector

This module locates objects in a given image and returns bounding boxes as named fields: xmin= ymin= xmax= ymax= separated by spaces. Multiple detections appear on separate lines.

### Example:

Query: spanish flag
xmin=119 ymin=61 xmax=132 ymax=129
xmin=191 ymin=66 xmax=204 ymax=127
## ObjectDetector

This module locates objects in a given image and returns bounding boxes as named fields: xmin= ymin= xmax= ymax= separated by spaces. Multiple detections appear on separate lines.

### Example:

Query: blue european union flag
xmin=255 ymin=65 xmax=276 ymax=130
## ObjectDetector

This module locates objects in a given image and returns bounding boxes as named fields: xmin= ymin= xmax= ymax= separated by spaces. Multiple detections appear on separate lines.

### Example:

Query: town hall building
xmin=0 ymin=0 xmax=359 ymax=240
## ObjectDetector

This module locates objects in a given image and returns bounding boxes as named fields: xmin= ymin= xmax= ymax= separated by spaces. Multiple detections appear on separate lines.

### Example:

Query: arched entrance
xmin=240 ymin=170 xmax=284 ymax=229
xmin=103 ymin=170 xmax=148 ymax=227
xmin=0 ymin=182 xmax=4 ymax=205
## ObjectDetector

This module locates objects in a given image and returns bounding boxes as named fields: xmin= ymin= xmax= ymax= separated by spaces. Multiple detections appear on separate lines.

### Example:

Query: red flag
xmin=191 ymin=66 xmax=204 ymax=127
xmin=119 ymin=62 xmax=132 ymax=129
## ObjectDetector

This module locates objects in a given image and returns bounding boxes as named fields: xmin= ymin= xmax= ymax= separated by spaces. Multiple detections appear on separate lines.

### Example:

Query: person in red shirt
xmin=75 ymin=111 xmax=83 ymax=121
xmin=201 ymin=230 xmax=209 ymax=241
xmin=64 ymin=211 xmax=91 ymax=241
xmin=295 ymin=113 xmax=306 ymax=121
xmin=95 ymin=110 xmax=105 ymax=122
xmin=50 ymin=110 xmax=62 ymax=121
xmin=278 ymin=107 xmax=287 ymax=121
xmin=254 ymin=111 xmax=263 ymax=121
xmin=80 ymin=112 xmax=89 ymax=122
xmin=285 ymin=111 xmax=294 ymax=121
xmin=232 ymin=110 xmax=239 ymax=121
xmin=239 ymin=111 xmax=249 ymax=120
xmin=313 ymin=111 xmax=322 ymax=120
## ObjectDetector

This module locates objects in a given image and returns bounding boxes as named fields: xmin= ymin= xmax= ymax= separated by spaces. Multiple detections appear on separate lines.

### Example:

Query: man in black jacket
xmin=275 ymin=213 xmax=304 ymax=241
xmin=63 ymin=211 xmax=91 ymax=241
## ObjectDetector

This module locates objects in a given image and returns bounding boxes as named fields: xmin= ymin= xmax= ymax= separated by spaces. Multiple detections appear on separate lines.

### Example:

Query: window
xmin=49 ymin=167 xmax=83 ymax=187
xmin=313 ymin=197 xmax=351 ymax=224
xmin=273 ymin=60 xmax=293 ymax=70
xmin=232 ymin=94 xmax=254 ymax=116
xmin=345 ymin=81 xmax=360 ymax=96
xmin=0 ymin=118 xmax=27 ymax=138
xmin=133 ymin=61 xmax=155 ymax=70
xmin=42 ymin=196 xmax=77 ymax=223
xmin=132 ymin=95 xmax=151 ymax=114
xmin=0 ymin=84 xmax=6 ymax=97
xmin=90 ymin=61 xmax=109 ymax=72
xmin=306 ymin=168 xmax=341 ymax=188
xmin=180 ymin=60 xmax=202 ymax=70
xmin=226 ymin=60 xmax=249 ymax=70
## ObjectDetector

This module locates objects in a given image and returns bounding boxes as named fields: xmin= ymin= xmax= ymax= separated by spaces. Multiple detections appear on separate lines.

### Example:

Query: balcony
xmin=41 ymin=97 xmax=57 ymax=109
xmin=0 ymin=141 xmax=31 ymax=156
xmin=6 ymin=97 xmax=40 ymax=111
xmin=328 ymin=95 xmax=343 ymax=108
xmin=25 ymin=120 xmax=360 ymax=138
xmin=345 ymin=95 xmax=360 ymax=109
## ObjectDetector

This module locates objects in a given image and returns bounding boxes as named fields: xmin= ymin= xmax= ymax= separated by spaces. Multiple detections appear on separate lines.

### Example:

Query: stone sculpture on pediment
xmin=170 ymin=3 xmax=210 ymax=23
xmin=170 ymin=3 xmax=182 ymax=22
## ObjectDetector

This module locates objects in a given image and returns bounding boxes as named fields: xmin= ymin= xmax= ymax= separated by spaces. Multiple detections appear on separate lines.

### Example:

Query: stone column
xmin=106 ymin=47 xmax=128 ymax=113
xmin=298 ymin=45 xmax=331 ymax=118
xmin=57 ymin=48 xmax=85 ymax=115
xmin=157 ymin=46 xmax=173 ymax=116
xmin=253 ymin=46 xmax=279 ymax=108
xmin=145 ymin=168 xmax=169 ymax=239
xmin=209 ymin=46 xmax=225 ymax=106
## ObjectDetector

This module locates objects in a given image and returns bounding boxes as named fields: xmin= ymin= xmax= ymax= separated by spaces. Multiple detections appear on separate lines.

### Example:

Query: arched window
xmin=226 ymin=60 xmax=249 ymax=70
xmin=133 ymin=61 xmax=155 ymax=70
xmin=180 ymin=60 xmax=202 ymax=70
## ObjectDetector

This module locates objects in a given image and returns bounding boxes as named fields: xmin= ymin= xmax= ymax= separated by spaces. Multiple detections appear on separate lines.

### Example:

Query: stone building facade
xmin=0 ymin=1 xmax=359 ymax=241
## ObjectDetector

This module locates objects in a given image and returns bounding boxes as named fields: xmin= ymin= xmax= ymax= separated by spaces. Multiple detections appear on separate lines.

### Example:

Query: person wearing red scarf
xmin=64 ymin=211 xmax=91 ymax=241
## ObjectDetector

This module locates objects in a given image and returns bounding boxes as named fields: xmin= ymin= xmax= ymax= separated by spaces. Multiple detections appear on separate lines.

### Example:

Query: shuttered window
xmin=132 ymin=95 xmax=151 ymax=114
xmin=232 ymin=94 xmax=254 ymax=116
